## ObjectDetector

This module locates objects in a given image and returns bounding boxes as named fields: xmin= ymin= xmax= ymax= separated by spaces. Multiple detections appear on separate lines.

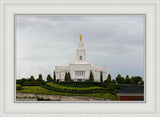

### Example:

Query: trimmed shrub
xmin=16 ymin=84 xmax=24 ymax=90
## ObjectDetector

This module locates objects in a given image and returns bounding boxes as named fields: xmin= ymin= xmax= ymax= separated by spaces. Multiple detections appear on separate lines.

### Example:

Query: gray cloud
xmin=16 ymin=15 xmax=145 ymax=80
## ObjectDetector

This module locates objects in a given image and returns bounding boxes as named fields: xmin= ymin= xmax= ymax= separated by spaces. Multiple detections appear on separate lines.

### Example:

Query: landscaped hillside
xmin=16 ymin=83 xmax=119 ymax=101
xmin=16 ymin=74 xmax=144 ymax=101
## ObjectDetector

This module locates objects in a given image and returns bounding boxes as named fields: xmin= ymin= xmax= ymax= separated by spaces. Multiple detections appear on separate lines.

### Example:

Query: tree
xmin=111 ymin=79 xmax=116 ymax=84
xmin=65 ymin=72 xmax=68 ymax=82
xmin=47 ymin=74 xmax=53 ymax=82
xmin=125 ymin=75 xmax=130 ymax=84
xmin=36 ymin=74 xmax=44 ymax=83
xmin=89 ymin=71 xmax=94 ymax=82
xmin=68 ymin=72 xmax=71 ymax=81
xmin=21 ymin=78 xmax=27 ymax=82
xmin=37 ymin=74 xmax=42 ymax=81
xmin=106 ymin=74 xmax=111 ymax=83
xmin=53 ymin=71 xmax=56 ymax=82
xmin=39 ymin=74 xmax=42 ymax=80
xmin=116 ymin=74 xmax=124 ymax=84
xmin=139 ymin=80 xmax=144 ymax=85
xmin=28 ymin=75 xmax=35 ymax=82
xmin=64 ymin=72 xmax=71 ymax=82
xmin=100 ymin=71 xmax=103 ymax=82
xmin=56 ymin=79 xmax=59 ymax=82
xmin=131 ymin=76 xmax=142 ymax=84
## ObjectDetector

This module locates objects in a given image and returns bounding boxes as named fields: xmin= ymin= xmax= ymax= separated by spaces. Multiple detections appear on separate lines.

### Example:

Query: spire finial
xmin=80 ymin=34 xmax=82 ymax=42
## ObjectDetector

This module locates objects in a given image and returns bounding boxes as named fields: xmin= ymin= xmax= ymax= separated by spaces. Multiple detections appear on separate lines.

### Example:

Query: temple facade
xmin=55 ymin=35 xmax=106 ymax=82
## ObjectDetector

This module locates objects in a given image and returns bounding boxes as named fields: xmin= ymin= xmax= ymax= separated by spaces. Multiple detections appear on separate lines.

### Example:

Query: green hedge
xmin=57 ymin=82 xmax=112 ymax=87
xmin=41 ymin=83 xmax=108 ymax=94
xmin=18 ymin=81 xmax=45 ymax=86
xmin=39 ymin=83 xmax=124 ymax=95
xmin=58 ymin=82 xmax=95 ymax=87
xmin=47 ymin=83 xmax=102 ymax=90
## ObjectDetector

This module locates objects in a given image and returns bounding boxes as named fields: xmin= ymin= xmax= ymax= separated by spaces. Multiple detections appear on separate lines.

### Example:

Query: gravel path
xmin=16 ymin=93 xmax=110 ymax=101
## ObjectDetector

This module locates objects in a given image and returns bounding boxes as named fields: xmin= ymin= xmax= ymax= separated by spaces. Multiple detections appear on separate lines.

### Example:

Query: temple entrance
xmin=77 ymin=79 xmax=82 ymax=82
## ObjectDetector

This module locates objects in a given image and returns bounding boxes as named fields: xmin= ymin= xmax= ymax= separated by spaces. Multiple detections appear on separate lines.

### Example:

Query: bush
xmin=16 ymin=84 xmax=24 ymax=90
xmin=37 ymin=97 xmax=50 ymax=101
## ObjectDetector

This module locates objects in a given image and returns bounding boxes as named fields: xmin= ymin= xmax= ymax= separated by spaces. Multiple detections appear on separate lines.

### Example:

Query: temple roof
xmin=117 ymin=86 xmax=144 ymax=94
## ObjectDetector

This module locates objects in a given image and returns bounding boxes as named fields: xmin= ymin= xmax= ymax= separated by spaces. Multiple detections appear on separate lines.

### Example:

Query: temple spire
xmin=80 ymin=34 xmax=82 ymax=42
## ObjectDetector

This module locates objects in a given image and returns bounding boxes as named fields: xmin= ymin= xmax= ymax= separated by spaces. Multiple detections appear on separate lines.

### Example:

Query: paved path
xmin=16 ymin=93 xmax=110 ymax=101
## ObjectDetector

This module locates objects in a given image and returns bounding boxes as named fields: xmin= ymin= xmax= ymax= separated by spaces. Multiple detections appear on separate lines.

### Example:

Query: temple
xmin=55 ymin=35 xmax=106 ymax=82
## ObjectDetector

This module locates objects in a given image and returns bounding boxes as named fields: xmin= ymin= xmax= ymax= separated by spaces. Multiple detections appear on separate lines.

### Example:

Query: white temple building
xmin=55 ymin=35 xmax=106 ymax=82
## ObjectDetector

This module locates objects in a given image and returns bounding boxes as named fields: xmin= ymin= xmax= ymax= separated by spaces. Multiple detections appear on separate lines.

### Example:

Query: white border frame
xmin=14 ymin=14 xmax=146 ymax=104
xmin=0 ymin=0 xmax=160 ymax=117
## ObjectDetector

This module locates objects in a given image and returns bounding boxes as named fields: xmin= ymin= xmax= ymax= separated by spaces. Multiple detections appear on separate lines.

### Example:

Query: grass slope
xmin=17 ymin=86 xmax=118 ymax=101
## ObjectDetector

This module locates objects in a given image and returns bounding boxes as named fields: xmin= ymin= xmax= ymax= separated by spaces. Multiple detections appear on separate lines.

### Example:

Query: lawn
xmin=17 ymin=86 xmax=118 ymax=101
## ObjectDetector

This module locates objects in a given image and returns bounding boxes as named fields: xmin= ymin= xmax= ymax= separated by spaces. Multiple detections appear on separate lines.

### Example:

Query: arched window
xmin=79 ymin=56 xmax=82 ymax=60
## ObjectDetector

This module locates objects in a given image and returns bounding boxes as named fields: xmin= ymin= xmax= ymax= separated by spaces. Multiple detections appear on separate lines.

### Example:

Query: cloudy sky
xmin=16 ymin=15 xmax=145 ymax=80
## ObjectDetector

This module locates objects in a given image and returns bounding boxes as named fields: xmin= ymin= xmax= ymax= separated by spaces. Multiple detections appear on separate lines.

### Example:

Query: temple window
xmin=79 ymin=56 xmax=82 ymax=60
